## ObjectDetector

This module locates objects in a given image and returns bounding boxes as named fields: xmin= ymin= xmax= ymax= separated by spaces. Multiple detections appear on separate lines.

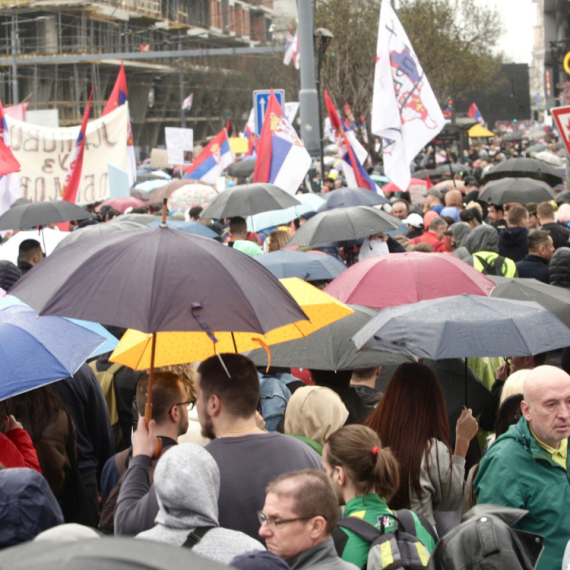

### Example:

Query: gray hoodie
xmin=465 ymin=224 xmax=499 ymax=254
xmin=136 ymin=443 xmax=264 ymax=565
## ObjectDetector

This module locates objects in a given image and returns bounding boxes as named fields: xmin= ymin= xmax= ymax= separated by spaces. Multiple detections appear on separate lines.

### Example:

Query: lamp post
xmin=315 ymin=27 xmax=333 ymax=185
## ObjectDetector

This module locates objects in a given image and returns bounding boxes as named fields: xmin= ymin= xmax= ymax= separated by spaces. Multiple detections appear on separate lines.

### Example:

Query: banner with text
xmin=6 ymin=105 xmax=128 ymax=204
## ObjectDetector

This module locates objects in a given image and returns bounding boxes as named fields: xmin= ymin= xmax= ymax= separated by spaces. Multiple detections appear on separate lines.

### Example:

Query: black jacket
xmin=516 ymin=254 xmax=549 ymax=283
xmin=498 ymin=227 xmax=528 ymax=262
xmin=549 ymin=247 xmax=570 ymax=288
xmin=540 ymin=222 xmax=570 ymax=249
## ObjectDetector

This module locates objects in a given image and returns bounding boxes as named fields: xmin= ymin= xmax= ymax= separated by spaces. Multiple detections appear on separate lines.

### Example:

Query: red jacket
xmin=0 ymin=429 xmax=42 ymax=472
xmin=410 ymin=231 xmax=447 ymax=253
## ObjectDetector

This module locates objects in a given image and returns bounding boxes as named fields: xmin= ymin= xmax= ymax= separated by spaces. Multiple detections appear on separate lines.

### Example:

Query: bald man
xmin=474 ymin=366 xmax=570 ymax=570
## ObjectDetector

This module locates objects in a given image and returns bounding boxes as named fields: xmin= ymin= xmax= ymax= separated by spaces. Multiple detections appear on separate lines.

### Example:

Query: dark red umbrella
xmin=324 ymin=252 xmax=495 ymax=309
xmin=96 ymin=197 xmax=147 ymax=213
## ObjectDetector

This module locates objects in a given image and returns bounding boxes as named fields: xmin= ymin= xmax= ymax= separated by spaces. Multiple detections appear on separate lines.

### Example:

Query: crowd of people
xmin=1 ymin=134 xmax=570 ymax=569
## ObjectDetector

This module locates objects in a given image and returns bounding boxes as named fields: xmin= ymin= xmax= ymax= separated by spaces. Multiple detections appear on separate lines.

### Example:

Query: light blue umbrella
xmin=0 ymin=296 xmax=118 ymax=357
xmin=255 ymin=250 xmax=347 ymax=281
xmin=247 ymin=193 xmax=325 ymax=232
xmin=352 ymin=294 xmax=570 ymax=360
xmin=134 ymin=180 xmax=170 ymax=192
xmin=0 ymin=305 xmax=106 ymax=400
xmin=147 ymin=220 xmax=218 ymax=239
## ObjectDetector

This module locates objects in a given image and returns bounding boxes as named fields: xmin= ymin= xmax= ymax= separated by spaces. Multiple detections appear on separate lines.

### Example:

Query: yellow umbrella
xmin=468 ymin=124 xmax=495 ymax=138
xmin=110 ymin=277 xmax=354 ymax=370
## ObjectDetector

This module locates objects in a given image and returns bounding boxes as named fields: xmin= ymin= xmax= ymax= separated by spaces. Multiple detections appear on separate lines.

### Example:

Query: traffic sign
xmin=552 ymin=105 xmax=570 ymax=157
xmin=253 ymin=89 xmax=285 ymax=138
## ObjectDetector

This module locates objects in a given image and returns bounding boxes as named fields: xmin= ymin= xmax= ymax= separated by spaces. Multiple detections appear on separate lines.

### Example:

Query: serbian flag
xmin=371 ymin=1 xmax=445 ymax=192
xmin=185 ymin=128 xmax=233 ymax=184
xmin=0 ymin=97 xmax=21 ymax=215
xmin=103 ymin=62 xmax=136 ymax=187
xmin=325 ymin=90 xmax=378 ymax=193
xmin=4 ymin=102 xmax=29 ymax=122
xmin=244 ymin=124 xmax=256 ymax=156
xmin=61 ymin=87 xmax=93 ymax=204
xmin=468 ymin=102 xmax=485 ymax=125
xmin=253 ymin=89 xmax=311 ymax=195
xmin=283 ymin=25 xmax=300 ymax=69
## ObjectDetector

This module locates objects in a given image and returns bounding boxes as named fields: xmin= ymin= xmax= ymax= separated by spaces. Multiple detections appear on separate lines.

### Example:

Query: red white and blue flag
xmin=468 ymin=102 xmax=485 ymax=125
xmin=325 ymin=90 xmax=378 ymax=193
xmin=103 ymin=62 xmax=137 ymax=187
xmin=185 ymin=128 xmax=233 ymax=184
xmin=0 ymin=97 xmax=21 ymax=214
xmin=243 ymin=124 xmax=256 ymax=156
xmin=372 ymin=0 xmax=445 ymax=192
xmin=283 ymin=25 xmax=300 ymax=69
xmin=253 ymin=89 xmax=311 ymax=195
xmin=62 ymin=87 xmax=93 ymax=204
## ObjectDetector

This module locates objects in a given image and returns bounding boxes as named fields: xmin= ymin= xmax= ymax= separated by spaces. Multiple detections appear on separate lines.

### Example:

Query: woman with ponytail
xmin=322 ymin=425 xmax=436 ymax=569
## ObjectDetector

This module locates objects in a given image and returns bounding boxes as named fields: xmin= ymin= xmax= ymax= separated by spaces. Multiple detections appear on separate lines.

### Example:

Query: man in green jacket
xmin=474 ymin=365 xmax=570 ymax=570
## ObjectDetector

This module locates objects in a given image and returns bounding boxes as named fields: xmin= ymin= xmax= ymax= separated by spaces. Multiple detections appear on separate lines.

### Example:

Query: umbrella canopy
xmin=246 ymin=193 xmax=325 ymax=232
xmin=318 ymin=187 xmax=389 ymax=211
xmin=0 ymin=202 xmax=94 ymax=231
xmin=135 ymin=172 xmax=171 ymax=185
xmin=525 ymin=143 xmax=548 ymax=154
xmin=0 ymin=537 xmax=228 ymax=570
xmin=247 ymin=304 xmax=414 ymax=371
xmin=482 ymin=158 xmax=563 ymax=186
xmin=147 ymin=178 xmax=193 ymax=202
xmin=370 ymin=174 xmax=390 ymax=186
xmin=201 ymin=183 xmax=300 ymax=219
xmin=535 ymin=150 xmax=565 ymax=167
xmin=432 ymin=179 xmax=466 ymax=192
xmin=255 ymin=250 xmax=347 ymax=281
xmin=10 ymin=226 xmax=308 ymax=335
xmin=352 ymin=294 xmax=570 ymax=360
xmin=147 ymin=219 xmax=218 ymax=238
xmin=0 ymin=304 xmax=105 ymax=401
xmin=167 ymin=183 xmax=220 ymax=212
xmin=134 ymin=179 xmax=170 ymax=193
xmin=110 ymin=278 xmax=354 ymax=369
xmin=490 ymin=276 xmax=570 ymax=328
xmin=382 ymin=177 xmax=427 ymax=192
xmin=96 ymin=197 xmax=147 ymax=214
xmin=478 ymin=177 xmax=555 ymax=205
xmin=227 ymin=157 xmax=256 ymax=178
xmin=53 ymin=219 xmax=147 ymax=252
xmin=0 ymin=229 xmax=68 ymax=263
xmin=286 ymin=206 xmax=401 ymax=247
xmin=324 ymin=253 xmax=495 ymax=309
xmin=502 ymin=132 xmax=528 ymax=142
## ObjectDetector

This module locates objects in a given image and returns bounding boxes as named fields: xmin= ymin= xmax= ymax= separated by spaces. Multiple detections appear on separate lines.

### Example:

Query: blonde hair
xmin=268 ymin=229 xmax=291 ymax=251
xmin=152 ymin=363 xmax=197 ymax=403
xmin=500 ymin=369 xmax=531 ymax=405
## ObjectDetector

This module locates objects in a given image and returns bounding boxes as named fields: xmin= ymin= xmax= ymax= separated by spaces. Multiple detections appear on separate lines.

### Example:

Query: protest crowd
xmin=2 ymin=3 xmax=570 ymax=570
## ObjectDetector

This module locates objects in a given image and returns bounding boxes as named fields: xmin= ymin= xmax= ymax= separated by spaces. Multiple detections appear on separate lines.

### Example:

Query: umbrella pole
xmin=145 ymin=332 xmax=163 ymax=459
xmin=161 ymin=197 xmax=168 ymax=226
xmin=443 ymin=143 xmax=457 ymax=189
xmin=464 ymin=358 xmax=468 ymax=408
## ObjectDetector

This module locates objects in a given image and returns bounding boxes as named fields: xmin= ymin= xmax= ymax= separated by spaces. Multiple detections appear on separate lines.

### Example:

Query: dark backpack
xmin=338 ymin=510 xmax=434 ymax=570
xmin=182 ymin=526 xmax=215 ymax=549
xmin=474 ymin=253 xmax=506 ymax=276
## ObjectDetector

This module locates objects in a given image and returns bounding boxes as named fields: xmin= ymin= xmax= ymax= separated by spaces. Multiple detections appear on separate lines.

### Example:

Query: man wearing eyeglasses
xmin=259 ymin=470 xmax=357 ymax=569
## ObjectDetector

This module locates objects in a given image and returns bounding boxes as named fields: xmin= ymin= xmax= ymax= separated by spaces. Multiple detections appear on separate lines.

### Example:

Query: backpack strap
xmin=182 ymin=526 xmax=215 ymax=549
xmin=337 ymin=517 xmax=382 ymax=542
xmin=394 ymin=509 xmax=417 ymax=536
xmin=473 ymin=253 xmax=494 ymax=274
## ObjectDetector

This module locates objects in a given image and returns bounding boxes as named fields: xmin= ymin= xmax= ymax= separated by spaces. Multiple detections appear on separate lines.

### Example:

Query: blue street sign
xmin=254 ymin=89 xmax=285 ymax=138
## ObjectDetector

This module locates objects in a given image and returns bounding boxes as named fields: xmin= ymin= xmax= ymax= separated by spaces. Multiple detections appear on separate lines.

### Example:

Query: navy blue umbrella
xmin=255 ymin=250 xmax=347 ymax=281
xmin=318 ymin=187 xmax=389 ymax=211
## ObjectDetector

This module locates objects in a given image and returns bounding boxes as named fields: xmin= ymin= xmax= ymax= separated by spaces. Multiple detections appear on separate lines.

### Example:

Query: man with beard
xmin=196 ymin=354 xmax=322 ymax=540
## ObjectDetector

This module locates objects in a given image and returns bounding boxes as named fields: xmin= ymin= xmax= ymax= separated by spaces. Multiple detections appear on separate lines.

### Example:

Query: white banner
xmin=6 ymin=105 xmax=128 ymax=204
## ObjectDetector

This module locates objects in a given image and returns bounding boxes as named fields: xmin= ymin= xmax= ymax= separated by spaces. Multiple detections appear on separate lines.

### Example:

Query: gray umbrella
xmin=481 ymin=157 xmax=562 ymax=186
xmin=352 ymin=294 xmax=570 ymax=360
xmin=318 ymin=187 xmax=389 ymax=211
xmin=201 ymin=183 xmax=300 ymax=219
xmin=54 ymin=219 xmax=147 ymax=251
xmin=0 ymin=201 xmax=94 ymax=230
xmin=247 ymin=304 xmax=414 ymax=371
xmin=478 ymin=177 xmax=555 ymax=205
xmin=0 ymin=536 xmax=229 ymax=570
xmin=227 ymin=158 xmax=256 ymax=178
xmin=490 ymin=275 xmax=570 ymax=328
xmin=286 ymin=206 xmax=401 ymax=247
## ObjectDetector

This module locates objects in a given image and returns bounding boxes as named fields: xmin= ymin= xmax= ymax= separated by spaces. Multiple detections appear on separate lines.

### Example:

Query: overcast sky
xmin=273 ymin=0 xmax=537 ymax=65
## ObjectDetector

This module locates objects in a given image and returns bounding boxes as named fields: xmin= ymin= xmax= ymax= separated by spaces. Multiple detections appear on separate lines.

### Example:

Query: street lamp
xmin=314 ymin=27 xmax=333 ymax=185
xmin=2 ymin=15 xmax=51 ymax=104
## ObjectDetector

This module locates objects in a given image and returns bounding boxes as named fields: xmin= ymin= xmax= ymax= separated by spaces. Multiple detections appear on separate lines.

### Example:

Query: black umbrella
xmin=0 ymin=537 xmax=229 ymax=570
xmin=0 ymin=201 xmax=95 ymax=231
xmin=502 ymin=132 xmax=528 ymax=142
xmin=286 ymin=206 xmax=401 ymax=247
xmin=201 ymin=183 xmax=300 ymax=219
xmin=478 ymin=177 xmax=555 ymax=205
xmin=247 ymin=304 xmax=414 ymax=370
xmin=318 ymin=187 xmax=389 ymax=211
xmin=490 ymin=276 xmax=570 ymax=328
xmin=227 ymin=158 xmax=256 ymax=178
xmin=481 ymin=158 xmax=563 ymax=186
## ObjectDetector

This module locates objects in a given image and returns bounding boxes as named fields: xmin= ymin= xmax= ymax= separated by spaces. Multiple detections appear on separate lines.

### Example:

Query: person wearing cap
xmin=424 ymin=189 xmax=444 ymax=215
xmin=409 ymin=217 xmax=448 ymax=253
xmin=526 ymin=203 xmax=540 ymax=229
xmin=402 ymin=213 xmax=424 ymax=239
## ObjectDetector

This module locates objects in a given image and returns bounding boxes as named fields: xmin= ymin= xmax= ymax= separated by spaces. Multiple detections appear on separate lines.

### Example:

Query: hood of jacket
xmin=284 ymin=386 xmax=348 ymax=445
xmin=0 ymin=468 xmax=64 ymax=548
xmin=549 ymin=247 xmax=570 ymax=289
xmin=465 ymin=225 xmax=499 ymax=254
xmin=450 ymin=222 xmax=471 ymax=248
xmin=499 ymin=226 xmax=527 ymax=247
xmin=153 ymin=443 xmax=219 ymax=530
